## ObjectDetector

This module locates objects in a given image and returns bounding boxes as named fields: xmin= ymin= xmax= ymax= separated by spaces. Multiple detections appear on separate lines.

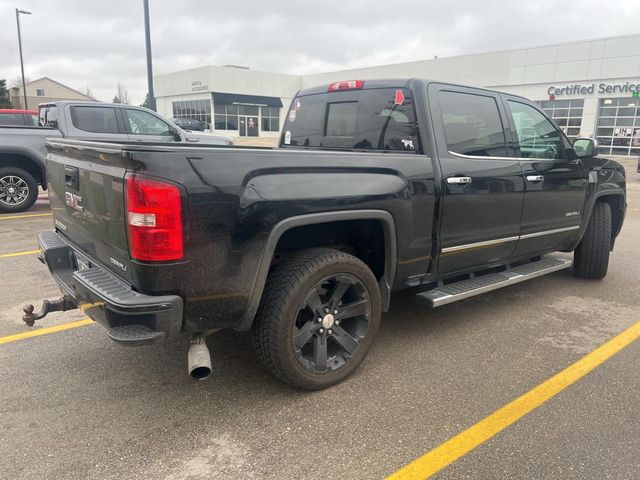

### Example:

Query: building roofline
xmin=297 ymin=32 xmax=640 ymax=77
xmin=21 ymin=76 xmax=94 ymax=99
xmin=155 ymin=64 xmax=302 ymax=79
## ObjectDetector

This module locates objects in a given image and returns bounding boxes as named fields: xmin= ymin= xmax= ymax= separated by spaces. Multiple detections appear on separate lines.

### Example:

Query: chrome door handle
xmin=447 ymin=176 xmax=472 ymax=185
xmin=526 ymin=175 xmax=544 ymax=182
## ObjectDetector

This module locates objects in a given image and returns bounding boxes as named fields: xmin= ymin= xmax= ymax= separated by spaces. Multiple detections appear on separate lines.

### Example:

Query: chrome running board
xmin=415 ymin=256 xmax=573 ymax=307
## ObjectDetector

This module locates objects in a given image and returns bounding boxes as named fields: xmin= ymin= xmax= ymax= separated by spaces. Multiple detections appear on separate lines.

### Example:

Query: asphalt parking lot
xmin=1 ymin=161 xmax=639 ymax=480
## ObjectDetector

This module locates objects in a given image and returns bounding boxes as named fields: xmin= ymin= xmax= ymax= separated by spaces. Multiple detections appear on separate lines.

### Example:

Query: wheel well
xmin=0 ymin=153 xmax=45 ymax=186
xmin=273 ymin=219 xmax=386 ymax=280
xmin=597 ymin=195 xmax=624 ymax=240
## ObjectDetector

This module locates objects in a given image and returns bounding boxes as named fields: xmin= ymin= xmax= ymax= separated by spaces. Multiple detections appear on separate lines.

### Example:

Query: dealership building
xmin=154 ymin=33 xmax=640 ymax=156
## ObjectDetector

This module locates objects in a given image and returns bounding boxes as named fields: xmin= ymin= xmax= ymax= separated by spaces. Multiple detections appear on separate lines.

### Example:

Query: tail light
xmin=328 ymin=80 xmax=364 ymax=92
xmin=125 ymin=174 xmax=184 ymax=261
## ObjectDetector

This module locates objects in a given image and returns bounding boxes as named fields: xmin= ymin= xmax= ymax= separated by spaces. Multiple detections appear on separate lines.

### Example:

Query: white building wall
xmin=154 ymin=33 xmax=640 ymax=150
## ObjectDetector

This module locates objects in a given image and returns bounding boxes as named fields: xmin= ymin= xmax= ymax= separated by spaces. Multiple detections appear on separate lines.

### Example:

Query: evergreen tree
xmin=0 ymin=79 xmax=13 ymax=108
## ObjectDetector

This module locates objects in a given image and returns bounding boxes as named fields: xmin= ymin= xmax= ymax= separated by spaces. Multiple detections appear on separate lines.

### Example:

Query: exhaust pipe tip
xmin=188 ymin=335 xmax=212 ymax=381
xmin=190 ymin=365 xmax=212 ymax=381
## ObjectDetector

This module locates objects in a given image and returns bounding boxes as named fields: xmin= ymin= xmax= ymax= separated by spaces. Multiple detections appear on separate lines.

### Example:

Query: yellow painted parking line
xmin=0 ymin=249 xmax=40 ymax=260
xmin=0 ymin=319 xmax=93 ymax=346
xmin=386 ymin=321 xmax=640 ymax=480
xmin=0 ymin=213 xmax=51 ymax=221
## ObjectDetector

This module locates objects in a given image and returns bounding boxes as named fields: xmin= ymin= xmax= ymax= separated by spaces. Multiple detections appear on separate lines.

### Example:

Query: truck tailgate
xmin=46 ymin=140 xmax=132 ymax=281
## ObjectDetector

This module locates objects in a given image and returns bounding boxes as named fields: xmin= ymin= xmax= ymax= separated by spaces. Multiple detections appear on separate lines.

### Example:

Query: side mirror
xmin=169 ymin=125 xmax=182 ymax=142
xmin=572 ymin=138 xmax=598 ymax=158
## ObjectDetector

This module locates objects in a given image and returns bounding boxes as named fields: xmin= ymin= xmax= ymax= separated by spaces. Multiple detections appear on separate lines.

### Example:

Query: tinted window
xmin=0 ymin=113 xmax=26 ymax=126
xmin=283 ymin=88 xmax=418 ymax=152
xmin=126 ymin=109 xmax=172 ymax=135
xmin=70 ymin=106 xmax=119 ymax=134
xmin=507 ymin=101 xmax=565 ymax=160
xmin=326 ymin=102 xmax=358 ymax=137
xmin=438 ymin=91 xmax=507 ymax=157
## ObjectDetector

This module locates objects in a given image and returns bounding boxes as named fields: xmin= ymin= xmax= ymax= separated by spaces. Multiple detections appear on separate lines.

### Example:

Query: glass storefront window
xmin=172 ymin=99 xmax=212 ymax=129
xmin=213 ymin=103 xmax=280 ymax=132
xmin=213 ymin=104 xmax=240 ymax=130
xmin=596 ymin=97 xmax=640 ymax=156
xmin=259 ymin=106 xmax=280 ymax=132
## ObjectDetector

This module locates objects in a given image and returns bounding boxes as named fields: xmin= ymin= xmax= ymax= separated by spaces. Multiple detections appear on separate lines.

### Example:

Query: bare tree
xmin=81 ymin=85 xmax=94 ymax=99
xmin=112 ymin=83 xmax=129 ymax=104
xmin=10 ymin=76 xmax=30 ymax=89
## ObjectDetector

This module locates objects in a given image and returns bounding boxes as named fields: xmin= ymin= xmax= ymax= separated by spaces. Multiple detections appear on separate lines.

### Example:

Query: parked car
xmin=170 ymin=117 xmax=207 ymax=131
xmin=26 ymin=79 xmax=626 ymax=390
xmin=0 ymin=109 xmax=38 ymax=126
xmin=0 ymin=101 xmax=232 ymax=213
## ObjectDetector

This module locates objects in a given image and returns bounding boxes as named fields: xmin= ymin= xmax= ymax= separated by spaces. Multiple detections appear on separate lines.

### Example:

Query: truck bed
xmin=45 ymin=138 xmax=435 ymax=333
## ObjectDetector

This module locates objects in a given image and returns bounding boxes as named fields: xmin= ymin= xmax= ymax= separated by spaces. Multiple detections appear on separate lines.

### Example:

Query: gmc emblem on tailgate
xmin=64 ymin=192 xmax=84 ymax=212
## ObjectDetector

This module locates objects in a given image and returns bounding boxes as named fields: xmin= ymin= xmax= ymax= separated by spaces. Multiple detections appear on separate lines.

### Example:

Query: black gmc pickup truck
xmin=25 ymin=79 xmax=626 ymax=390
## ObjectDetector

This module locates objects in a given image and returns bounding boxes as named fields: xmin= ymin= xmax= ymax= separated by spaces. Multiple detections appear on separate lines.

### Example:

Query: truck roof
xmin=297 ymin=79 xmax=412 ymax=96
xmin=38 ymin=100 xmax=98 ymax=108
xmin=296 ymin=78 xmax=533 ymax=104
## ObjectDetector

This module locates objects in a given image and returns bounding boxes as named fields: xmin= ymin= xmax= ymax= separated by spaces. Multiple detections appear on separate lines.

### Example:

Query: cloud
xmin=0 ymin=0 xmax=638 ymax=105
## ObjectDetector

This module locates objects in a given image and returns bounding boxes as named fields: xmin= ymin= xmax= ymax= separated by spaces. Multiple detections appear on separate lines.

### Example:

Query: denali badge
xmin=565 ymin=211 xmax=580 ymax=217
xmin=109 ymin=257 xmax=127 ymax=272
xmin=65 ymin=192 xmax=84 ymax=212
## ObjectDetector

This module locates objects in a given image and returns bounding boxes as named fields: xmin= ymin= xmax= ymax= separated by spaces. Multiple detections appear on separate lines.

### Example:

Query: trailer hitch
xmin=22 ymin=296 xmax=78 ymax=327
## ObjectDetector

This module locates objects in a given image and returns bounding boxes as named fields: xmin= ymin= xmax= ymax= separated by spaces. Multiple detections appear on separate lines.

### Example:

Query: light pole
xmin=143 ymin=0 xmax=156 ymax=111
xmin=15 ymin=8 xmax=32 ymax=110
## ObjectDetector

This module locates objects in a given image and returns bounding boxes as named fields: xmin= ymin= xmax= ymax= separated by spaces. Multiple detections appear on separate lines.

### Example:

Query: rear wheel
xmin=0 ymin=167 xmax=38 ymax=214
xmin=251 ymin=248 xmax=381 ymax=390
xmin=573 ymin=201 xmax=611 ymax=279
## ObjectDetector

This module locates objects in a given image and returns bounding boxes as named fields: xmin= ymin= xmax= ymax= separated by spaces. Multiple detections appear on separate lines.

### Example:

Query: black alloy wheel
xmin=0 ymin=167 xmax=38 ymax=214
xmin=252 ymin=248 xmax=381 ymax=390
xmin=292 ymin=273 xmax=371 ymax=374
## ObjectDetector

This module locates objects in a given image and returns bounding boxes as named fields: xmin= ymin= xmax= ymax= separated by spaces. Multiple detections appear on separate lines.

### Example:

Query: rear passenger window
xmin=70 ymin=106 xmax=119 ymax=134
xmin=438 ymin=91 xmax=507 ymax=157
xmin=0 ymin=113 xmax=27 ymax=126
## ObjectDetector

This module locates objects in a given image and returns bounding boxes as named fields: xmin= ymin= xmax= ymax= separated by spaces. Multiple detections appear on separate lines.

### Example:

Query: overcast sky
xmin=1 ymin=0 xmax=639 ymax=105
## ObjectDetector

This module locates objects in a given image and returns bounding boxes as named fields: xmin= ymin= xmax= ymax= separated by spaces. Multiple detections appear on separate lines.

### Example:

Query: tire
xmin=251 ymin=248 xmax=381 ymax=390
xmin=0 ymin=167 xmax=38 ymax=214
xmin=573 ymin=201 xmax=611 ymax=279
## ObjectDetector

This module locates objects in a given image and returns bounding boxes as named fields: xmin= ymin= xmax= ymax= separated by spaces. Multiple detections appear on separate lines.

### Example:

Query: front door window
xmin=125 ymin=109 xmax=172 ymax=136
xmin=507 ymin=101 xmax=566 ymax=160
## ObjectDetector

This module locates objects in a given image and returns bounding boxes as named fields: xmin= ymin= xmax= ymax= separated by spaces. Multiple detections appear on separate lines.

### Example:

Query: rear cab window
xmin=280 ymin=85 xmax=419 ymax=153
xmin=39 ymin=105 xmax=58 ymax=128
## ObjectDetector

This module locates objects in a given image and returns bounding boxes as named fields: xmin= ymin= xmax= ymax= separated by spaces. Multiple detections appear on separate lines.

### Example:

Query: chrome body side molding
xmin=442 ymin=226 xmax=580 ymax=254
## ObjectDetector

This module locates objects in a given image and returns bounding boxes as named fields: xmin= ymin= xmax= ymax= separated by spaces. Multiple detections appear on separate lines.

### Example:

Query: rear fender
xmin=235 ymin=209 xmax=397 ymax=331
